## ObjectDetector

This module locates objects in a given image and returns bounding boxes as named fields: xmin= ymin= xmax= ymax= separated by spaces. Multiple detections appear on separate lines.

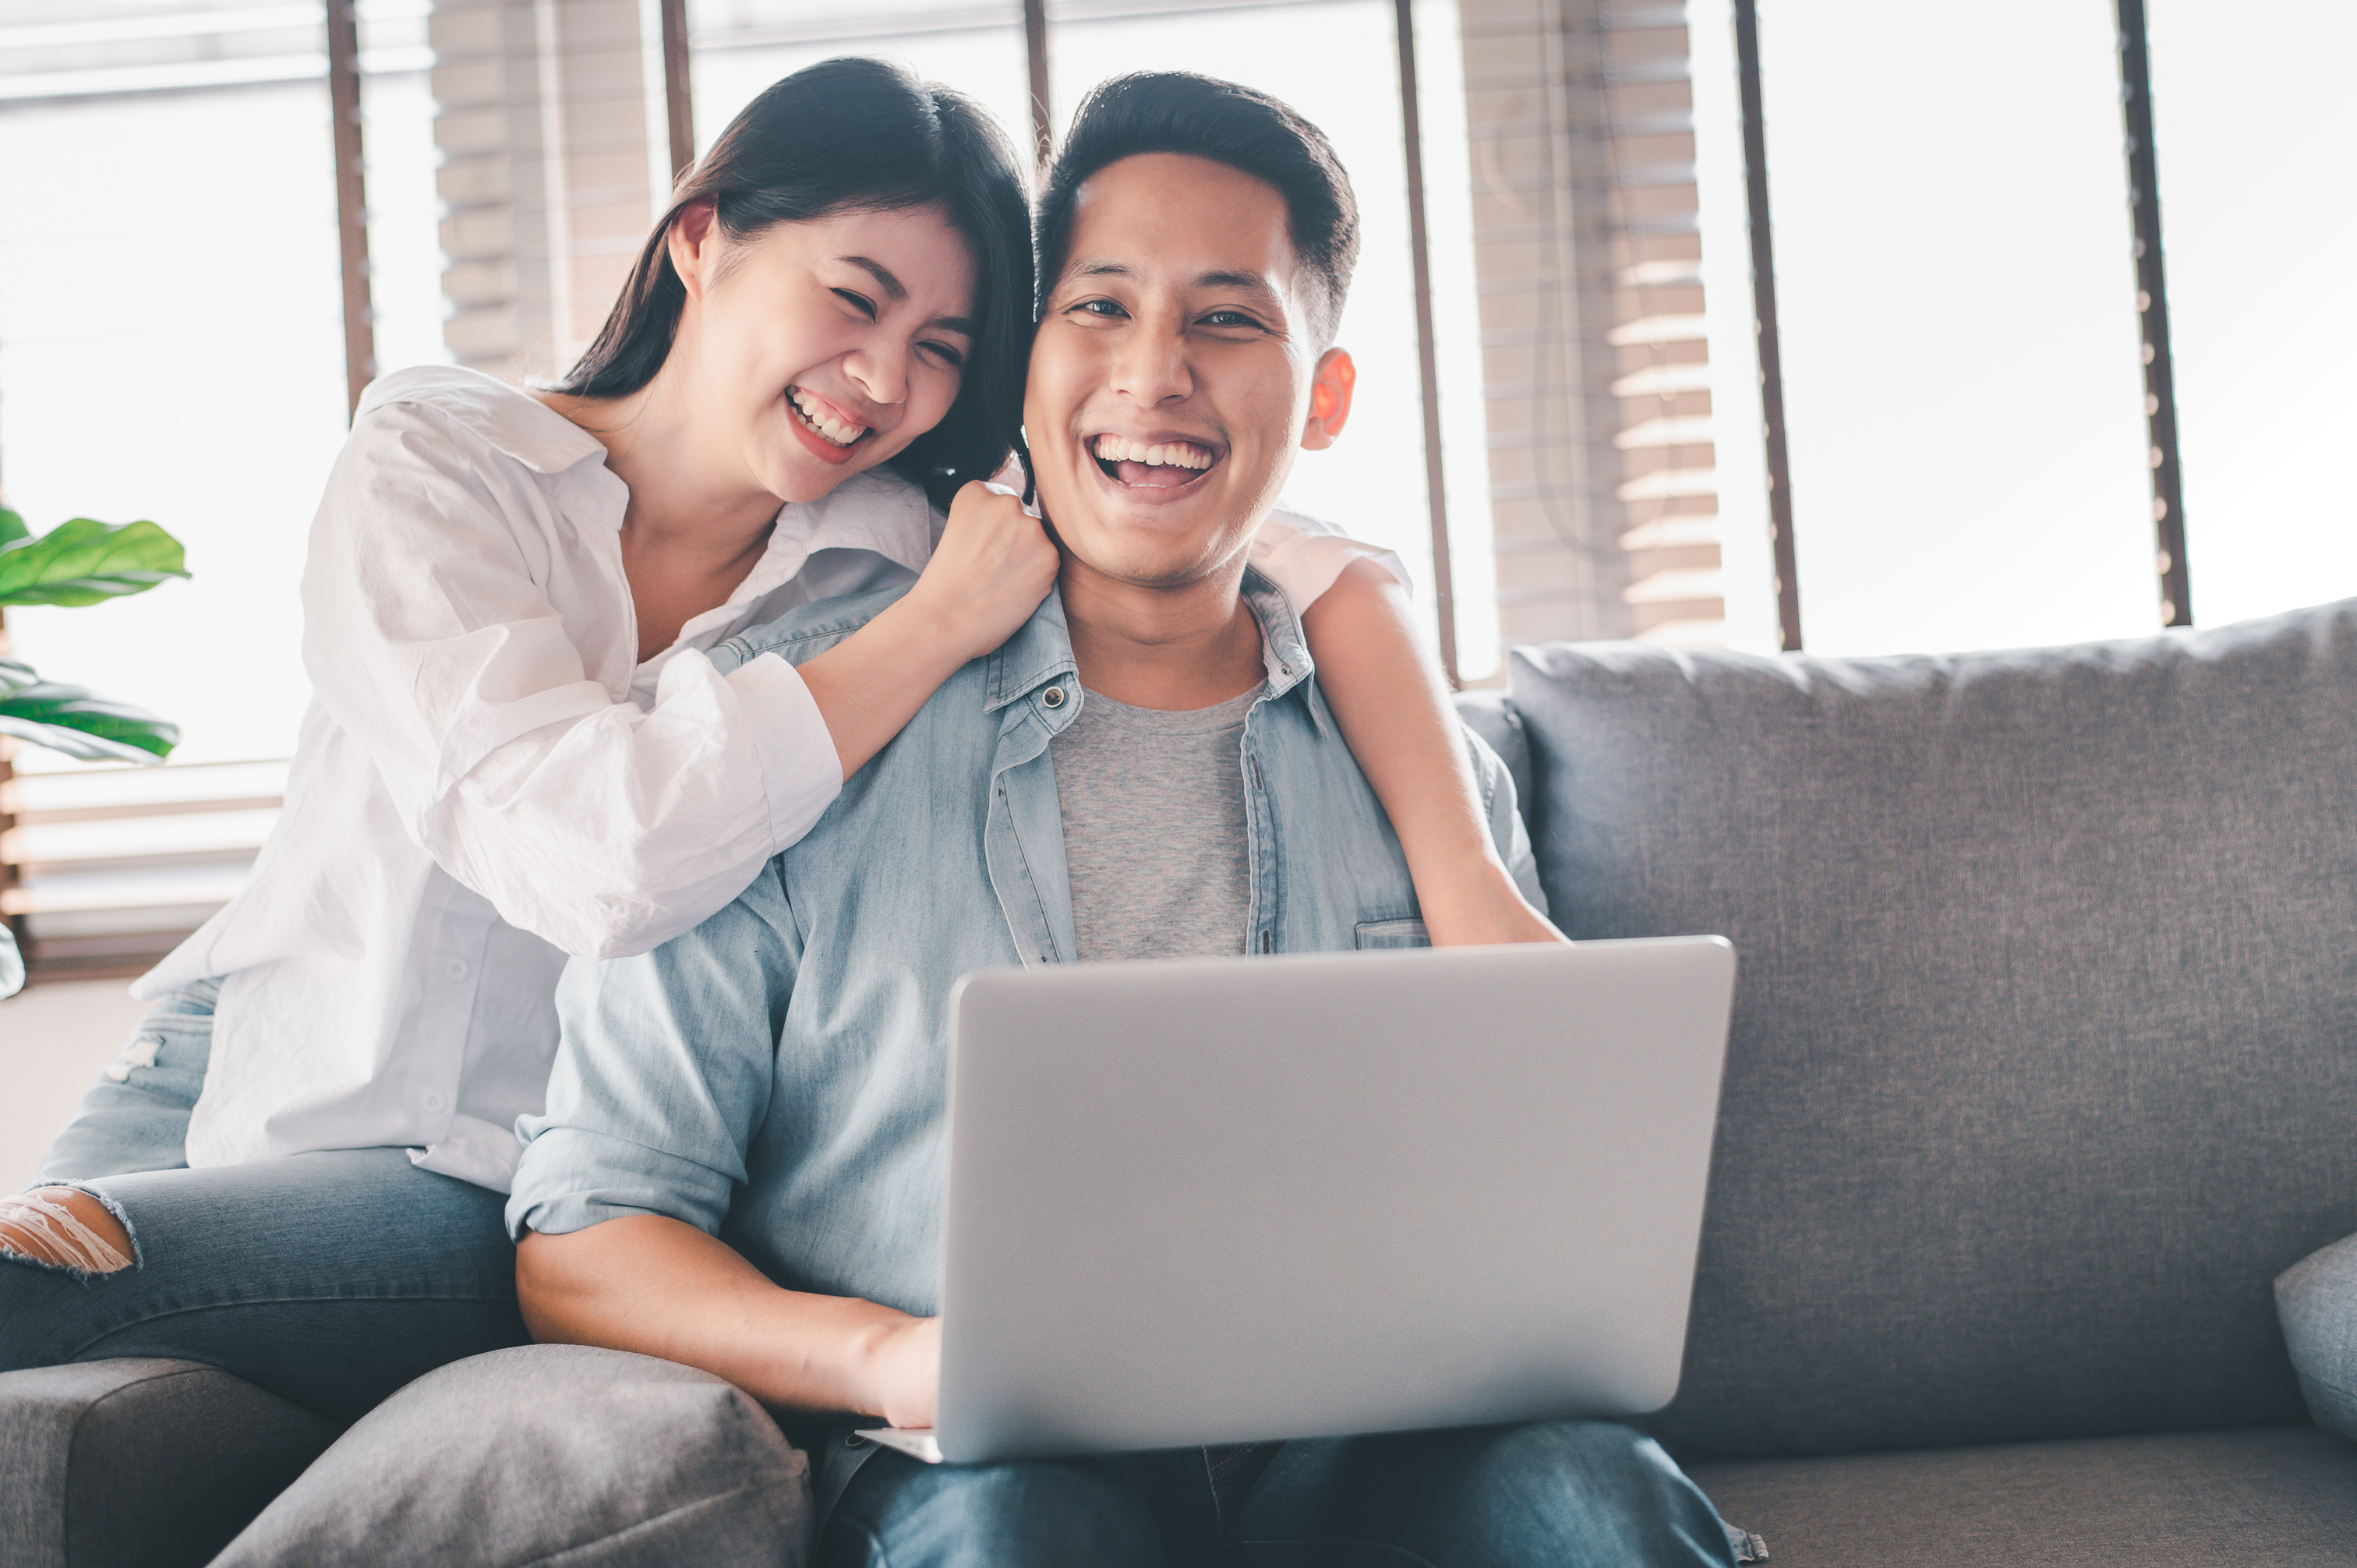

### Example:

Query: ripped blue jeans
xmin=2 ymin=984 xmax=527 ymax=1421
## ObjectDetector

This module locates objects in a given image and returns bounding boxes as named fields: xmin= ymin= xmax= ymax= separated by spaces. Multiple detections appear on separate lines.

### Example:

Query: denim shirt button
xmin=1042 ymin=686 xmax=1066 ymax=708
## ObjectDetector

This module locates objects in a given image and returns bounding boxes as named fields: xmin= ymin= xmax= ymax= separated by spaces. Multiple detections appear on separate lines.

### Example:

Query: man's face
xmin=1026 ymin=153 xmax=1341 ymax=591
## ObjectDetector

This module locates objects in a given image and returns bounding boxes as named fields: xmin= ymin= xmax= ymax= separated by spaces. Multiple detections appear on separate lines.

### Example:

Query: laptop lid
xmin=927 ymin=936 xmax=1736 ymax=1464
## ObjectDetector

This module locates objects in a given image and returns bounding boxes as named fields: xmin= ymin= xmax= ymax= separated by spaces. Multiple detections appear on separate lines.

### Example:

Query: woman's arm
xmin=517 ymin=1219 xmax=940 ymax=1426
xmin=795 ymin=482 xmax=1055 ymax=779
xmin=306 ymin=405 xmax=1050 ymax=960
xmin=1300 ymin=558 xmax=1565 ymax=946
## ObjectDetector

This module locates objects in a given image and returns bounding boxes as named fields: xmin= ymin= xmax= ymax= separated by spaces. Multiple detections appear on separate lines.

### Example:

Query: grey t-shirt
xmin=1050 ymin=683 xmax=1259 ymax=963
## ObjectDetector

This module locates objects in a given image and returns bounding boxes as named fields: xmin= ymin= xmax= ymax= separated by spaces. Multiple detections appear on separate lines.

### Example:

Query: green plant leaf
xmin=0 ymin=658 xmax=177 ymax=763
xmin=0 ymin=517 xmax=189 ymax=607
xmin=0 ymin=507 xmax=27 ymax=548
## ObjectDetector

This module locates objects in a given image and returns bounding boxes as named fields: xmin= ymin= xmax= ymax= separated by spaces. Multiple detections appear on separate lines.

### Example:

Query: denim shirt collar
xmin=982 ymin=567 xmax=1327 ymax=739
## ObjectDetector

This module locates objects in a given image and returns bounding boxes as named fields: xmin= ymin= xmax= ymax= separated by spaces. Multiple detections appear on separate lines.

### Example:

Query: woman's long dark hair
xmin=553 ymin=58 xmax=1030 ymax=512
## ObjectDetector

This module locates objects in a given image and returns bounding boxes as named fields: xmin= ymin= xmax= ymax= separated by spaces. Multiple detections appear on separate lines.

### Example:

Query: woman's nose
xmin=844 ymin=337 xmax=910 ymax=407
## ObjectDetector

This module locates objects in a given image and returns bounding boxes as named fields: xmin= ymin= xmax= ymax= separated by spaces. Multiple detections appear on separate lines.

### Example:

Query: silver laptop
xmin=859 ymin=936 xmax=1735 ymax=1465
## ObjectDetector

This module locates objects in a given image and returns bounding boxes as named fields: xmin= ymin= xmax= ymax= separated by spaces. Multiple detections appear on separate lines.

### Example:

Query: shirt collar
xmin=357 ymin=366 xmax=607 ymax=476
xmin=357 ymin=369 xmax=941 ymax=574
xmin=762 ymin=471 xmax=940 ymax=579
xmin=983 ymin=567 xmax=1322 ymax=731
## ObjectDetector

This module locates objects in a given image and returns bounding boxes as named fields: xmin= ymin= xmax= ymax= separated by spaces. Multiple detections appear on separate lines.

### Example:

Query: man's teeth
xmin=1091 ymin=435 xmax=1211 ymax=471
xmin=790 ymin=387 xmax=865 ymax=447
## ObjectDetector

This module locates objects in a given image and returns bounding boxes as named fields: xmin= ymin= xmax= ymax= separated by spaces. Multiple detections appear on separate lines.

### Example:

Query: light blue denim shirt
xmin=508 ymin=571 xmax=1543 ymax=1316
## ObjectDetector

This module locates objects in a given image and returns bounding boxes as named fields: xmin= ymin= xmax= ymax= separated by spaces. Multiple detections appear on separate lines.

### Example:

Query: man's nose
xmin=1110 ymin=323 xmax=1191 ymax=406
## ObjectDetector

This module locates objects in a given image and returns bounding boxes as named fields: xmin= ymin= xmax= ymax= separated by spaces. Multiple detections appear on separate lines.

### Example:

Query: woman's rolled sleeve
xmin=1250 ymin=505 xmax=1410 ymax=609
xmin=724 ymin=649 xmax=844 ymax=855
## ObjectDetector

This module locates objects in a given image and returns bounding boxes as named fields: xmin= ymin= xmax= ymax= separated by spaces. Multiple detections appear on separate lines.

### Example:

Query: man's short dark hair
xmin=1034 ymin=72 xmax=1361 ymax=347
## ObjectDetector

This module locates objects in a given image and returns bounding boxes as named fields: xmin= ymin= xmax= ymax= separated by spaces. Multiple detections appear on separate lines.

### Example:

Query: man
xmin=509 ymin=72 xmax=1742 ymax=1566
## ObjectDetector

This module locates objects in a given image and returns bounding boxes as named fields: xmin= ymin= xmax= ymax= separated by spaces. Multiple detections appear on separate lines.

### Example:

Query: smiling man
xmin=504 ymin=73 xmax=1743 ymax=1566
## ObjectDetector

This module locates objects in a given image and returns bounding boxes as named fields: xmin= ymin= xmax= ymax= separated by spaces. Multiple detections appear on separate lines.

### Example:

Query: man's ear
xmin=1300 ymin=348 xmax=1357 ymax=450
xmin=665 ymin=200 xmax=723 ymax=304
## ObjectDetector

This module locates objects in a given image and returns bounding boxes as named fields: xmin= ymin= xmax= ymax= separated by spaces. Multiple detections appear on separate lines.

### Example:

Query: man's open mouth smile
xmin=787 ymin=385 xmax=873 ymax=463
xmin=1089 ymin=433 xmax=1218 ymax=493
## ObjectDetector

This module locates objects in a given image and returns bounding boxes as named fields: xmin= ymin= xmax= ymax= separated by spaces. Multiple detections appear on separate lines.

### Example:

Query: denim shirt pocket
xmin=1353 ymin=916 xmax=1431 ymax=950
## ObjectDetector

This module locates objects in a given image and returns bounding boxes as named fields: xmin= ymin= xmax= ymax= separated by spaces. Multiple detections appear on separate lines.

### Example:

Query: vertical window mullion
xmin=660 ymin=0 xmax=694 ymax=185
xmin=325 ymin=0 xmax=377 ymax=418
xmin=1394 ymin=0 xmax=1459 ymax=687
xmin=1730 ymin=0 xmax=1799 ymax=652
xmin=2115 ymin=0 xmax=2190 ymax=627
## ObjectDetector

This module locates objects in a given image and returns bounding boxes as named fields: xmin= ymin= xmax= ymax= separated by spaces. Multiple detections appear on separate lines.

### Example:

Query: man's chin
xmin=1057 ymin=535 xmax=1251 ymax=596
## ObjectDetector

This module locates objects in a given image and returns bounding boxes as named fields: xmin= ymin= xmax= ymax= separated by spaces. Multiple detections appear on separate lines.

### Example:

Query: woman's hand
xmin=861 ymin=1314 xmax=943 ymax=1429
xmin=904 ymin=481 xmax=1058 ymax=663
xmin=1419 ymin=858 xmax=1569 ymax=947
xmin=799 ymin=482 xmax=1056 ymax=780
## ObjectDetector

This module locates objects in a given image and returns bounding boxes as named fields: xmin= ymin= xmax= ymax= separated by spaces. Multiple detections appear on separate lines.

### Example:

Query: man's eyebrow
xmin=1195 ymin=269 xmax=1279 ymax=297
xmin=1062 ymin=260 xmax=1282 ymax=301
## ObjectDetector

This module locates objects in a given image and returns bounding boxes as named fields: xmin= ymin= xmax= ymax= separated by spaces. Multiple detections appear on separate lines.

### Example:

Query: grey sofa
xmin=1456 ymin=593 xmax=2357 ymax=1564
xmin=7 ymin=597 xmax=2355 ymax=1565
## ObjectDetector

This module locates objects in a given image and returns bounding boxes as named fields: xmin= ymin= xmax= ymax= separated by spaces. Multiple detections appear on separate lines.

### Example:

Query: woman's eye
xmin=923 ymin=341 xmax=966 ymax=369
xmin=833 ymin=289 xmax=878 ymax=320
xmin=1072 ymin=298 xmax=1127 ymax=320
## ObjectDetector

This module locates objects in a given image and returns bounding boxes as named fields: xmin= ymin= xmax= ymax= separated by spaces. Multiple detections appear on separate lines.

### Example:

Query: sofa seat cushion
xmin=210 ymin=1344 xmax=811 ymax=1567
xmin=0 ymin=1358 xmax=341 ymax=1568
xmin=1688 ymin=1424 xmax=2357 ymax=1567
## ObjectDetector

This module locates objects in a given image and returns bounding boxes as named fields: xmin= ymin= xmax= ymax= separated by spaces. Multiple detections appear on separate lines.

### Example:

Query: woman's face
xmin=676 ymin=202 xmax=979 ymax=505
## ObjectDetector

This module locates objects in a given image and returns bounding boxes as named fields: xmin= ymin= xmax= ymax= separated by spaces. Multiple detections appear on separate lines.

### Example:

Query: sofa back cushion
xmin=1501 ymin=599 xmax=2357 ymax=1460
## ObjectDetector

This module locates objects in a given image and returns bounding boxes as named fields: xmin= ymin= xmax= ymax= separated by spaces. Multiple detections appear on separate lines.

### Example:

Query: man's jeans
xmin=2 ymin=984 xmax=526 ymax=1421
xmin=816 ymin=1422 xmax=1745 ymax=1568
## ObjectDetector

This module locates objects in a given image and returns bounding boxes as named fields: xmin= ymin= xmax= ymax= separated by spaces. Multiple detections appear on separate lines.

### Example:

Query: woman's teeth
xmin=790 ymin=387 xmax=865 ymax=447
xmin=1091 ymin=435 xmax=1212 ymax=471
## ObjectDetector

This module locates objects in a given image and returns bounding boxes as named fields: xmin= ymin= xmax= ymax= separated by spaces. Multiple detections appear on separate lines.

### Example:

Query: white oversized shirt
xmin=140 ymin=365 xmax=1395 ymax=1191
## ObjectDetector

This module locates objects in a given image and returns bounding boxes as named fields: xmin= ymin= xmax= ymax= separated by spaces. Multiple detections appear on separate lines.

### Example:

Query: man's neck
xmin=1059 ymin=553 xmax=1265 ymax=712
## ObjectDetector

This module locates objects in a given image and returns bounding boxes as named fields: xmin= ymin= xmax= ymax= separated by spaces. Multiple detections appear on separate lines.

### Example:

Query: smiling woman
xmin=0 ymin=55 xmax=1057 ymax=1412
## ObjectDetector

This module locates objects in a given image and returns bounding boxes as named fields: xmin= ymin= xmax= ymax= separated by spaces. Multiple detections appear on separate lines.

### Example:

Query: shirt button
xmin=446 ymin=959 xmax=470 ymax=979
xmin=423 ymin=1090 xmax=447 ymax=1113
xmin=1042 ymin=686 xmax=1066 ymax=708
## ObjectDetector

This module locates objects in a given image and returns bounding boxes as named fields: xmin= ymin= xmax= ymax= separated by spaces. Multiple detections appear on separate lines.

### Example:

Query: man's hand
xmin=863 ymin=1315 xmax=943 ymax=1430
xmin=904 ymin=481 xmax=1059 ymax=664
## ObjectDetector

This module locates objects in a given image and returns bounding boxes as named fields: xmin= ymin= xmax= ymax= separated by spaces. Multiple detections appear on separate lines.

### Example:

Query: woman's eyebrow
xmin=838 ymin=256 xmax=973 ymax=334
xmin=838 ymin=256 xmax=907 ymax=300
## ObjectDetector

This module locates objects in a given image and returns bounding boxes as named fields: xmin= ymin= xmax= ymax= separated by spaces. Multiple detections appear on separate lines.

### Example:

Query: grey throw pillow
xmin=2277 ymin=1232 xmax=2357 ymax=1441
xmin=210 ymin=1345 xmax=811 ymax=1567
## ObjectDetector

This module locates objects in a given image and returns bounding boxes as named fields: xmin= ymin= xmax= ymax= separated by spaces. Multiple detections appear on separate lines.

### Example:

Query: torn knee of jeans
xmin=0 ymin=1188 xmax=137 ymax=1276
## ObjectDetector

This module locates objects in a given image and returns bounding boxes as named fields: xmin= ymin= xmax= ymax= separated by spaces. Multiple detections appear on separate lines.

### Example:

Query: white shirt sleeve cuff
xmin=408 ymin=1114 xmax=524 ymax=1193
xmin=726 ymin=651 xmax=845 ymax=855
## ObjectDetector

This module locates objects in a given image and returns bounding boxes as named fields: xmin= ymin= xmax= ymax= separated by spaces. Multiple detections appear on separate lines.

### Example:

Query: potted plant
xmin=0 ymin=506 xmax=189 ymax=997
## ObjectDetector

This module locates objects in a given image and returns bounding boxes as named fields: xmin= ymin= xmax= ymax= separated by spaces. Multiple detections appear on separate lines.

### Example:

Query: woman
xmin=0 ymin=58 xmax=1553 ymax=1422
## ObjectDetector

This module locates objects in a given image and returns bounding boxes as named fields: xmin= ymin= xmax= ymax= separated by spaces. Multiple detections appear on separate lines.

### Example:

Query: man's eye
xmin=1201 ymin=310 xmax=1260 ymax=330
xmin=833 ymin=289 xmax=878 ymax=319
